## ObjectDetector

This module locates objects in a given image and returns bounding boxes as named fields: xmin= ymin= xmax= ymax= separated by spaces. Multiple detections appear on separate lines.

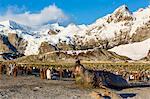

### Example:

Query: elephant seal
xmin=74 ymin=60 xmax=129 ymax=89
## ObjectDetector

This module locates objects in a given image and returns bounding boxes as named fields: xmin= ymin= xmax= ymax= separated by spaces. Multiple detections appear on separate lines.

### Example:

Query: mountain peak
xmin=0 ymin=20 xmax=16 ymax=27
xmin=0 ymin=20 xmax=32 ymax=31
xmin=115 ymin=5 xmax=129 ymax=12
xmin=114 ymin=5 xmax=132 ymax=15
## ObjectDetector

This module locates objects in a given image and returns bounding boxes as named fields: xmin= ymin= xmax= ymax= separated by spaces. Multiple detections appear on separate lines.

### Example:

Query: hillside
xmin=15 ymin=48 xmax=130 ymax=63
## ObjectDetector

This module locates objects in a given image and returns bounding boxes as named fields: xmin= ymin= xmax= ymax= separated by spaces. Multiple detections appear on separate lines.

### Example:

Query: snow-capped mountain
xmin=0 ymin=20 xmax=32 ymax=31
xmin=0 ymin=5 xmax=150 ymax=61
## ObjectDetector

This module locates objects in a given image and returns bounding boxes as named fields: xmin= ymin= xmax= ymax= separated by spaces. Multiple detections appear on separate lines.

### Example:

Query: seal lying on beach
xmin=73 ymin=60 xmax=149 ymax=89
xmin=74 ymin=60 xmax=129 ymax=89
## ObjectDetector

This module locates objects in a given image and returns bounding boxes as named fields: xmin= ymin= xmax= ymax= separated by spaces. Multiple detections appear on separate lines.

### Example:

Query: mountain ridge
xmin=0 ymin=5 xmax=150 ymax=61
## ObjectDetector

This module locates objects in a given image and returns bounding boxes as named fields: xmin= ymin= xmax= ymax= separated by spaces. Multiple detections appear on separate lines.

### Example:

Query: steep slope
xmin=0 ymin=34 xmax=10 ymax=53
xmin=0 ymin=33 xmax=27 ymax=60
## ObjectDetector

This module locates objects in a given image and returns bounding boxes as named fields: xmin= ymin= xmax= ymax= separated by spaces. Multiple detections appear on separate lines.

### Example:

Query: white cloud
xmin=0 ymin=4 xmax=68 ymax=26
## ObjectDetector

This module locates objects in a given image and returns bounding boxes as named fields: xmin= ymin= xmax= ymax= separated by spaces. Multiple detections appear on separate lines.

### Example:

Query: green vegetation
xmin=2 ymin=60 xmax=150 ymax=72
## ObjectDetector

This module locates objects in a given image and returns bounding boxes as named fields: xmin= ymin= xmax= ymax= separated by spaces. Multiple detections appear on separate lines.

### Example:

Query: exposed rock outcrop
xmin=0 ymin=33 xmax=27 ymax=60
xmin=57 ymin=41 xmax=76 ymax=51
xmin=131 ymin=25 xmax=150 ymax=42
xmin=48 ymin=30 xmax=58 ymax=35
xmin=0 ymin=35 xmax=10 ymax=53
xmin=39 ymin=42 xmax=57 ymax=54
xmin=108 ymin=5 xmax=133 ymax=23
xmin=7 ymin=33 xmax=28 ymax=54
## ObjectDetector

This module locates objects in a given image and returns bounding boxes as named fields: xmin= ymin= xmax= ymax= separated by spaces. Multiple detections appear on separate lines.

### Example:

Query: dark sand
xmin=0 ymin=76 xmax=150 ymax=99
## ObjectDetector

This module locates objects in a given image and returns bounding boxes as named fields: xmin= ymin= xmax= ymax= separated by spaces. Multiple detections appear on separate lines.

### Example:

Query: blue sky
xmin=0 ymin=0 xmax=150 ymax=26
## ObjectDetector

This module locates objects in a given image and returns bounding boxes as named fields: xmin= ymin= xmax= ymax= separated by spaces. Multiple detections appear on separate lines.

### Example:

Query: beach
xmin=0 ymin=76 xmax=150 ymax=99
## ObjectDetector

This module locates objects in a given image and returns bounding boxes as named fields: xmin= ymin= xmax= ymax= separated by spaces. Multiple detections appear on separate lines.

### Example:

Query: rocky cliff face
xmin=0 ymin=33 xmax=27 ymax=60
xmin=131 ymin=24 xmax=150 ymax=42
xmin=7 ymin=33 xmax=28 ymax=54
xmin=0 ymin=34 xmax=10 ymax=53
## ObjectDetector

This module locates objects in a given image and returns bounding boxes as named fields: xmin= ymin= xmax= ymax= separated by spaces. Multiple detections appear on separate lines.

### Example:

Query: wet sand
xmin=0 ymin=76 xmax=150 ymax=99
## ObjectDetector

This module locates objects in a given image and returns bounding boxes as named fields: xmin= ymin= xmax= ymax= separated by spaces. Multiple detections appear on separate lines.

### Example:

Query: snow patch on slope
xmin=109 ymin=38 xmax=150 ymax=60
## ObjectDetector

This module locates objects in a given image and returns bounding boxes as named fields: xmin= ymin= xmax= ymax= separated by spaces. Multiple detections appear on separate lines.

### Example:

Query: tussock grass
xmin=1 ymin=60 xmax=150 ymax=72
